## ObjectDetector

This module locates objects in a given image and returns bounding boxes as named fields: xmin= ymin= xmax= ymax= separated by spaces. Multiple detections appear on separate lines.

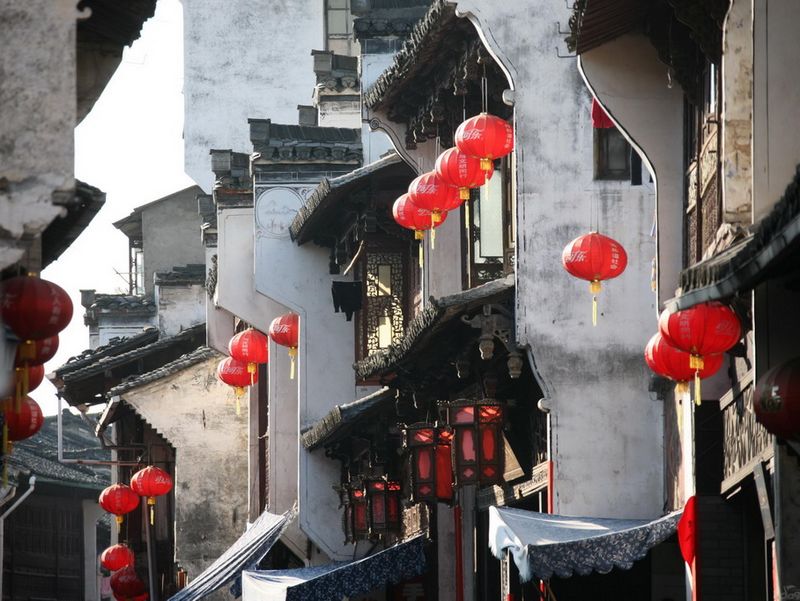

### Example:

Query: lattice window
xmin=364 ymin=251 xmax=405 ymax=355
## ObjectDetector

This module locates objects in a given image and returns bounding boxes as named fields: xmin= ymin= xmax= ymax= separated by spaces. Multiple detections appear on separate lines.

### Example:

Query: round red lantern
xmin=407 ymin=171 xmax=461 ymax=224
xmin=114 ymin=594 xmax=149 ymax=601
xmin=434 ymin=147 xmax=492 ymax=200
xmin=392 ymin=193 xmax=447 ymax=239
xmin=228 ymin=329 xmax=269 ymax=376
xmin=101 ymin=543 xmax=135 ymax=571
xmin=0 ymin=275 xmax=73 ymax=340
xmin=130 ymin=465 xmax=172 ymax=525
xmin=110 ymin=566 xmax=147 ymax=599
xmin=645 ymin=333 xmax=724 ymax=401
xmin=15 ymin=335 xmax=59 ymax=367
xmin=562 ymin=232 xmax=628 ymax=326
xmin=99 ymin=483 xmax=140 ymax=528
xmin=269 ymin=313 xmax=300 ymax=380
xmin=455 ymin=113 xmax=514 ymax=172
xmin=754 ymin=357 xmax=800 ymax=441
xmin=217 ymin=357 xmax=254 ymax=397
xmin=3 ymin=396 xmax=44 ymax=441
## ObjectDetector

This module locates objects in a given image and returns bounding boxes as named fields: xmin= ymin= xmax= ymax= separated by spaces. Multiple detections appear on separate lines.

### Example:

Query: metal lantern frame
xmin=364 ymin=477 xmax=402 ymax=536
xmin=444 ymin=398 xmax=505 ymax=486
xmin=404 ymin=422 xmax=454 ymax=504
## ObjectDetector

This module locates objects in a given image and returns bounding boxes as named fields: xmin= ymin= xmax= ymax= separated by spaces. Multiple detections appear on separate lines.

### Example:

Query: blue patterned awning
xmin=167 ymin=509 xmax=293 ymax=601
xmin=241 ymin=535 xmax=428 ymax=601
xmin=489 ymin=506 xmax=681 ymax=582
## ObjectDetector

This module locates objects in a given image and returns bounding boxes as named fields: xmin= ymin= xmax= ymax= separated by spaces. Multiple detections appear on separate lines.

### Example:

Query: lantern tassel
xmin=431 ymin=227 xmax=436 ymax=249
xmin=116 ymin=515 xmax=123 ymax=534
xmin=148 ymin=498 xmax=155 ymax=526
xmin=289 ymin=347 xmax=297 ymax=380
xmin=418 ymin=241 xmax=424 ymax=269
xmin=465 ymin=199 xmax=470 ymax=232
xmin=694 ymin=372 xmax=702 ymax=406
xmin=459 ymin=187 xmax=470 ymax=200
xmin=689 ymin=355 xmax=704 ymax=406
xmin=590 ymin=281 xmax=602 ymax=327
xmin=480 ymin=157 xmax=493 ymax=171
xmin=235 ymin=396 xmax=241 ymax=416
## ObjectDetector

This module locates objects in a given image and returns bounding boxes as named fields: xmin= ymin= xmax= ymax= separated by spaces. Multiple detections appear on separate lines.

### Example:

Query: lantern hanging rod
xmin=57 ymin=394 xmax=142 ymax=467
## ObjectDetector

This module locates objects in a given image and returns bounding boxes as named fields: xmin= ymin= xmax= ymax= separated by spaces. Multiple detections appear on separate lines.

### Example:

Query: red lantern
xmin=591 ymin=98 xmax=615 ymax=129
xmin=217 ymin=357 xmax=253 ymax=397
xmin=99 ymin=484 xmax=140 ymax=528
xmin=114 ymin=594 xmax=149 ymax=601
xmin=659 ymin=302 xmax=741 ymax=402
xmin=228 ymin=328 xmax=269 ymax=376
xmin=562 ymin=231 xmax=628 ymax=326
xmin=0 ymin=275 xmax=73 ymax=340
xmin=434 ymin=147 xmax=492 ymax=200
xmin=435 ymin=429 xmax=454 ymax=502
xmin=446 ymin=399 xmax=504 ymax=486
xmin=350 ymin=483 xmax=369 ymax=540
xmin=15 ymin=335 xmax=59 ymax=367
xmin=3 ymin=396 xmax=44 ymax=441
xmin=407 ymin=171 xmax=461 ymax=225
xmin=130 ymin=465 xmax=172 ymax=525
xmin=754 ymin=357 xmax=800 ymax=441
xmin=15 ymin=364 xmax=44 ymax=393
xmin=645 ymin=333 xmax=724 ymax=401
xmin=404 ymin=423 xmax=453 ymax=503
xmin=387 ymin=480 xmax=401 ymax=531
xmin=455 ymin=113 xmax=514 ymax=172
xmin=269 ymin=313 xmax=299 ymax=380
xmin=101 ymin=543 xmax=135 ymax=571
xmin=392 ymin=193 xmax=447 ymax=240
xmin=110 ymin=566 xmax=147 ymax=599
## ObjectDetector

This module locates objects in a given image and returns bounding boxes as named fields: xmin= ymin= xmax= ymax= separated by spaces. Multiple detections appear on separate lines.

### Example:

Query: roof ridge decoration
xmin=354 ymin=275 xmax=514 ymax=379
xmin=56 ymin=328 xmax=160 ymax=376
xmin=248 ymin=119 xmax=362 ymax=164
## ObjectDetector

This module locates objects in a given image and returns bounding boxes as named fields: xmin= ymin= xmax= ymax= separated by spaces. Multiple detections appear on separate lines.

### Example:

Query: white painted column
xmin=82 ymin=499 xmax=104 ymax=601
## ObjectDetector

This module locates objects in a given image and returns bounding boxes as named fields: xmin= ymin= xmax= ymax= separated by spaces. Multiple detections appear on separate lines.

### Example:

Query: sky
xmin=33 ymin=0 xmax=194 ymax=415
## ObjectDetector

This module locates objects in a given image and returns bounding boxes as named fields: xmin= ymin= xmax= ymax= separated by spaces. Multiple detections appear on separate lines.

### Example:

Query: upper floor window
xmin=463 ymin=158 xmax=514 ymax=289
xmin=594 ymin=127 xmax=631 ymax=180
xmin=326 ymin=0 xmax=357 ymax=56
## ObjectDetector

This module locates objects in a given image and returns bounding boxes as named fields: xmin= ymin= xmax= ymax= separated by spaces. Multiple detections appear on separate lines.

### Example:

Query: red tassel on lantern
xmin=562 ymin=232 xmax=628 ymax=326
xmin=269 ymin=313 xmax=299 ymax=380
xmin=455 ymin=113 xmax=514 ymax=172
xmin=217 ymin=357 xmax=254 ymax=414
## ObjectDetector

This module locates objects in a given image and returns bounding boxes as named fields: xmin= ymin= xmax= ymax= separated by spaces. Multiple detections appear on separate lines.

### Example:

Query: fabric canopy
xmin=241 ymin=535 xmax=427 ymax=601
xmin=489 ymin=506 xmax=681 ymax=582
xmin=167 ymin=508 xmax=293 ymax=601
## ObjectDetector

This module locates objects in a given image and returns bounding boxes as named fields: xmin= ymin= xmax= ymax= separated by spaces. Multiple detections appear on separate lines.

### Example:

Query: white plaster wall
xmin=81 ymin=500 xmax=104 ymax=601
xmin=450 ymin=2 xmax=662 ymax=519
xmin=254 ymin=186 xmax=356 ymax=561
xmin=181 ymin=0 xmax=324 ymax=191
xmin=121 ymin=356 xmax=247 ymax=595
xmin=361 ymin=52 xmax=397 ymax=164
xmin=752 ymin=0 xmax=800 ymax=220
xmin=580 ymin=34 xmax=685 ymax=306
xmin=155 ymin=284 xmax=205 ymax=336
xmin=0 ymin=0 xmax=79 ymax=269
xmin=216 ymin=207 xmax=308 ymax=558
xmin=318 ymin=99 xmax=361 ymax=128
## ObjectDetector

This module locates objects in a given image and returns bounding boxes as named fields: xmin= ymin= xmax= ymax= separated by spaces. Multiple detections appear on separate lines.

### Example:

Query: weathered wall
xmin=721 ymin=0 xmax=753 ymax=224
xmin=140 ymin=187 xmax=205 ymax=296
xmin=753 ymin=0 xmax=800 ymax=219
xmin=254 ymin=185 xmax=356 ymax=561
xmin=181 ymin=0 xmax=323 ymax=191
xmin=155 ymin=283 xmax=205 ymax=335
xmin=0 ymin=1 xmax=79 ymax=269
xmin=121 ymin=356 xmax=247 ymax=599
xmin=451 ymin=2 xmax=663 ymax=519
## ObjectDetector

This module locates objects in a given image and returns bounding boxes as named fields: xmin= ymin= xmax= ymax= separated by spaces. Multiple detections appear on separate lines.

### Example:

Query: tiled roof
xmin=56 ymin=328 xmax=160 ymax=378
xmin=9 ymin=411 xmax=110 ymax=490
xmin=301 ymin=387 xmax=396 ymax=450
xmin=353 ymin=7 xmax=430 ymax=40
xmin=41 ymin=180 xmax=106 ymax=268
xmin=108 ymin=346 xmax=220 ymax=396
xmin=154 ymin=264 xmax=206 ymax=286
xmin=354 ymin=275 xmax=514 ymax=380
xmin=77 ymin=0 xmax=157 ymax=48
xmin=290 ymin=152 xmax=412 ymax=243
xmin=363 ymin=0 xmax=457 ymax=110
xmin=248 ymin=119 xmax=362 ymax=164
xmin=90 ymin=294 xmax=157 ymax=313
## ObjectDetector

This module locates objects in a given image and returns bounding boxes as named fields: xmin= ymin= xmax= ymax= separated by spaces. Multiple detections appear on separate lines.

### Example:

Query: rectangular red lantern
xmin=387 ymin=481 xmax=401 ymax=532
xmin=446 ymin=399 xmax=505 ymax=486
xmin=435 ymin=430 xmax=454 ymax=501
xmin=351 ymin=487 xmax=369 ymax=539
xmin=406 ymin=424 xmax=437 ymax=502
xmin=366 ymin=479 xmax=388 ymax=534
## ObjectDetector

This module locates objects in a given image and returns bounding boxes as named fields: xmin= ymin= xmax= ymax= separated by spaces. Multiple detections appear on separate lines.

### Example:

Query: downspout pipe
xmin=0 ymin=475 xmax=36 ymax=595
